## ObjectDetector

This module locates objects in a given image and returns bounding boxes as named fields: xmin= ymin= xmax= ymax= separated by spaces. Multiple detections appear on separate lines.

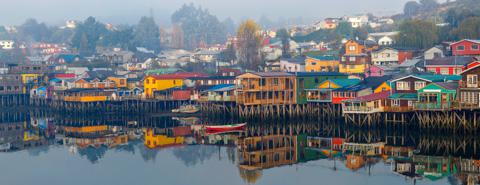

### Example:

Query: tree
xmin=419 ymin=0 xmax=439 ymax=10
xmin=397 ymin=20 xmax=438 ymax=49
xmin=219 ymin=43 xmax=236 ymax=64
xmin=336 ymin=21 xmax=353 ymax=38
xmin=71 ymin=17 xmax=107 ymax=56
xmin=172 ymin=3 xmax=227 ymax=49
xmin=276 ymin=28 xmax=291 ymax=58
xmin=404 ymin=1 xmax=421 ymax=17
xmin=133 ymin=16 xmax=161 ymax=53
xmin=99 ymin=26 xmax=134 ymax=49
xmin=171 ymin=24 xmax=184 ymax=49
xmin=18 ymin=19 xmax=51 ymax=42
xmin=222 ymin=17 xmax=236 ymax=36
xmin=236 ymin=20 xmax=263 ymax=71
xmin=452 ymin=17 xmax=480 ymax=39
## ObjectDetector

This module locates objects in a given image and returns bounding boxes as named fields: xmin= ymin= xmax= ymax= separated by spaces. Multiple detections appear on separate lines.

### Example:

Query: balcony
xmin=342 ymin=106 xmax=383 ymax=114
xmin=413 ymin=102 xmax=452 ymax=111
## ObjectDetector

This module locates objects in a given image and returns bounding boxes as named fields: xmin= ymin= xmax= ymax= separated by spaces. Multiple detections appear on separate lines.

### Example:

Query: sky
xmin=1 ymin=0 xmax=418 ymax=26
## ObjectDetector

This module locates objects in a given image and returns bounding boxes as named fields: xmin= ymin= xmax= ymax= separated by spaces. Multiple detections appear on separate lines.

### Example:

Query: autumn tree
xmin=236 ymin=20 xmax=263 ymax=71
xmin=396 ymin=20 xmax=438 ymax=49
xmin=171 ymin=24 xmax=184 ymax=49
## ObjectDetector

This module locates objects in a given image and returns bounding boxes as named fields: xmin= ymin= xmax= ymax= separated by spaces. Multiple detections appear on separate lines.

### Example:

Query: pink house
xmin=365 ymin=65 xmax=385 ymax=77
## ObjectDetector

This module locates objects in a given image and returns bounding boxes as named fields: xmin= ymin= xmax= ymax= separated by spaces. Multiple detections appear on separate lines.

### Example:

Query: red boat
xmin=205 ymin=123 xmax=247 ymax=133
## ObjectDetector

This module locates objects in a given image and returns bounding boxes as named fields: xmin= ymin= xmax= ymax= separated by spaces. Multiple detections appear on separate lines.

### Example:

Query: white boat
xmin=172 ymin=105 xmax=200 ymax=114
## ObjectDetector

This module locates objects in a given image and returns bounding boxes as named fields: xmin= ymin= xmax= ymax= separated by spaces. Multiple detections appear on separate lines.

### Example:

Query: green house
xmin=294 ymin=72 xmax=348 ymax=104
xmin=415 ymin=82 xmax=458 ymax=110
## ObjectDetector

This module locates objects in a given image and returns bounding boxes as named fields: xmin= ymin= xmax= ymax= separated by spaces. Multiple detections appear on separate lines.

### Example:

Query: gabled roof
xmin=206 ymin=84 xmax=236 ymax=92
xmin=362 ymin=76 xmax=393 ymax=88
xmin=334 ymin=84 xmax=369 ymax=91
xmin=327 ymin=79 xmax=361 ymax=88
xmin=420 ymin=82 xmax=458 ymax=91
xmin=148 ymin=72 xmax=207 ymax=80
xmin=425 ymin=56 xmax=474 ymax=66
xmin=390 ymin=75 xmax=433 ymax=83
xmin=243 ymin=72 xmax=294 ymax=77
xmin=388 ymin=93 xmax=417 ymax=100
xmin=346 ymin=91 xmax=391 ymax=102
xmin=460 ymin=61 xmax=480 ymax=75
xmin=293 ymin=72 xmax=347 ymax=77
xmin=450 ymin=39 xmax=480 ymax=46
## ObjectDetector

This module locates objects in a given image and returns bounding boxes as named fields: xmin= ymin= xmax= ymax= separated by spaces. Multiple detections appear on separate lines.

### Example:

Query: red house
xmin=451 ymin=39 xmax=480 ymax=56
xmin=425 ymin=56 xmax=475 ymax=75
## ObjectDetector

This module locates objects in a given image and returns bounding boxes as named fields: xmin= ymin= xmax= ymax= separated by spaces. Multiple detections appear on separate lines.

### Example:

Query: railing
xmin=343 ymin=106 xmax=383 ymax=114
xmin=413 ymin=102 xmax=452 ymax=111
xmin=64 ymin=96 xmax=108 ymax=102
xmin=459 ymin=81 xmax=479 ymax=88
xmin=384 ymin=106 xmax=414 ymax=112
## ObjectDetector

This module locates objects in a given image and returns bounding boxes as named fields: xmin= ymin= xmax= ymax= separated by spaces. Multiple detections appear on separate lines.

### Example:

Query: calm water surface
xmin=0 ymin=111 xmax=475 ymax=185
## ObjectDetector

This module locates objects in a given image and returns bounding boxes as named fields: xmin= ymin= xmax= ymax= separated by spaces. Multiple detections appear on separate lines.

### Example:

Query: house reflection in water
xmin=144 ymin=126 xmax=192 ymax=149
xmin=0 ymin=120 xmax=54 ymax=152
xmin=238 ymin=134 xmax=324 ymax=171
xmin=61 ymin=125 xmax=129 ymax=149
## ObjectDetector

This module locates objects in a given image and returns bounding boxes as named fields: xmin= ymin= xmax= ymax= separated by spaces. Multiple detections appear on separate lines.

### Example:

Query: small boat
xmin=205 ymin=123 xmax=247 ymax=133
xmin=172 ymin=105 xmax=200 ymax=114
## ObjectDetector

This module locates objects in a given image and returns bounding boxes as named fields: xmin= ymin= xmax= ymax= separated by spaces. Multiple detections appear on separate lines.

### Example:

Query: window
xmin=392 ymin=99 xmax=400 ymax=106
xmin=408 ymin=101 xmax=413 ymax=107
xmin=349 ymin=45 xmax=356 ymax=51
xmin=472 ymin=44 xmax=479 ymax=50
xmin=467 ymin=74 xmax=478 ymax=88
xmin=314 ymin=78 xmax=319 ymax=83
xmin=311 ymin=62 xmax=316 ymax=66
xmin=273 ymin=78 xmax=278 ymax=85
xmin=396 ymin=81 xmax=410 ymax=91
xmin=414 ymin=81 xmax=426 ymax=90
xmin=457 ymin=45 xmax=465 ymax=51
xmin=146 ymin=79 xmax=150 ymax=84
xmin=440 ymin=68 xmax=449 ymax=75
xmin=350 ymin=56 xmax=356 ymax=61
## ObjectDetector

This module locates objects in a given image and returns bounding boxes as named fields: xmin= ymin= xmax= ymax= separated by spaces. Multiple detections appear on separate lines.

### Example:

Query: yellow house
xmin=374 ymin=81 xmax=393 ymax=93
xmin=144 ymin=129 xmax=184 ymax=148
xmin=144 ymin=75 xmax=185 ymax=97
xmin=305 ymin=56 xmax=339 ymax=72
xmin=106 ymin=77 xmax=127 ymax=88
xmin=339 ymin=40 xmax=378 ymax=74
xmin=21 ymin=74 xmax=40 ymax=93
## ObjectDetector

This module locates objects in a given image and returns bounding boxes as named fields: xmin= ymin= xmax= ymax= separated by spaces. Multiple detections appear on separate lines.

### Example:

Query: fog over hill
xmin=1 ymin=0 xmax=417 ymax=26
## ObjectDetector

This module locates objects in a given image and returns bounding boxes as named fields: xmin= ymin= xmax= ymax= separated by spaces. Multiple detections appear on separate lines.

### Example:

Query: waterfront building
xmin=458 ymin=61 xmax=480 ymax=107
xmin=236 ymin=72 xmax=296 ymax=105
xmin=414 ymin=82 xmax=458 ymax=110
xmin=144 ymin=73 xmax=206 ymax=98
xmin=295 ymin=72 xmax=348 ymax=104
xmin=342 ymin=91 xmax=391 ymax=114
xmin=306 ymin=78 xmax=361 ymax=103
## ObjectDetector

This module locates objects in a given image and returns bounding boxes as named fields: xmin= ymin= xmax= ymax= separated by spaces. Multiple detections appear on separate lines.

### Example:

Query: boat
xmin=205 ymin=123 xmax=247 ymax=133
xmin=172 ymin=105 xmax=200 ymax=114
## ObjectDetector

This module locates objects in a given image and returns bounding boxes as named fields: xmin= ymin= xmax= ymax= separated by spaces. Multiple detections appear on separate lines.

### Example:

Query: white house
xmin=371 ymin=48 xmax=399 ymax=66
xmin=424 ymin=46 xmax=444 ymax=60
xmin=0 ymin=40 xmax=14 ymax=50
xmin=280 ymin=57 xmax=305 ymax=72
xmin=347 ymin=15 xmax=369 ymax=28
xmin=367 ymin=32 xmax=399 ymax=46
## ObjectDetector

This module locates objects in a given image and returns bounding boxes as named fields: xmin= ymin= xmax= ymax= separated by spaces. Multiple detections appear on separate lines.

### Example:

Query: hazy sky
xmin=2 ymin=0 xmax=417 ymax=26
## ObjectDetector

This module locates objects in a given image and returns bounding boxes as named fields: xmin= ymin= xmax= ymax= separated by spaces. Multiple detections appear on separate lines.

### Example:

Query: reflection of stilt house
xmin=238 ymin=135 xmax=298 ymax=170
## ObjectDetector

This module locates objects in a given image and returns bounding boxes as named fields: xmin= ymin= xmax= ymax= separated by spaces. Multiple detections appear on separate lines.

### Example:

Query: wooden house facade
xmin=236 ymin=72 xmax=296 ymax=105
xmin=459 ymin=61 xmax=480 ymax=107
